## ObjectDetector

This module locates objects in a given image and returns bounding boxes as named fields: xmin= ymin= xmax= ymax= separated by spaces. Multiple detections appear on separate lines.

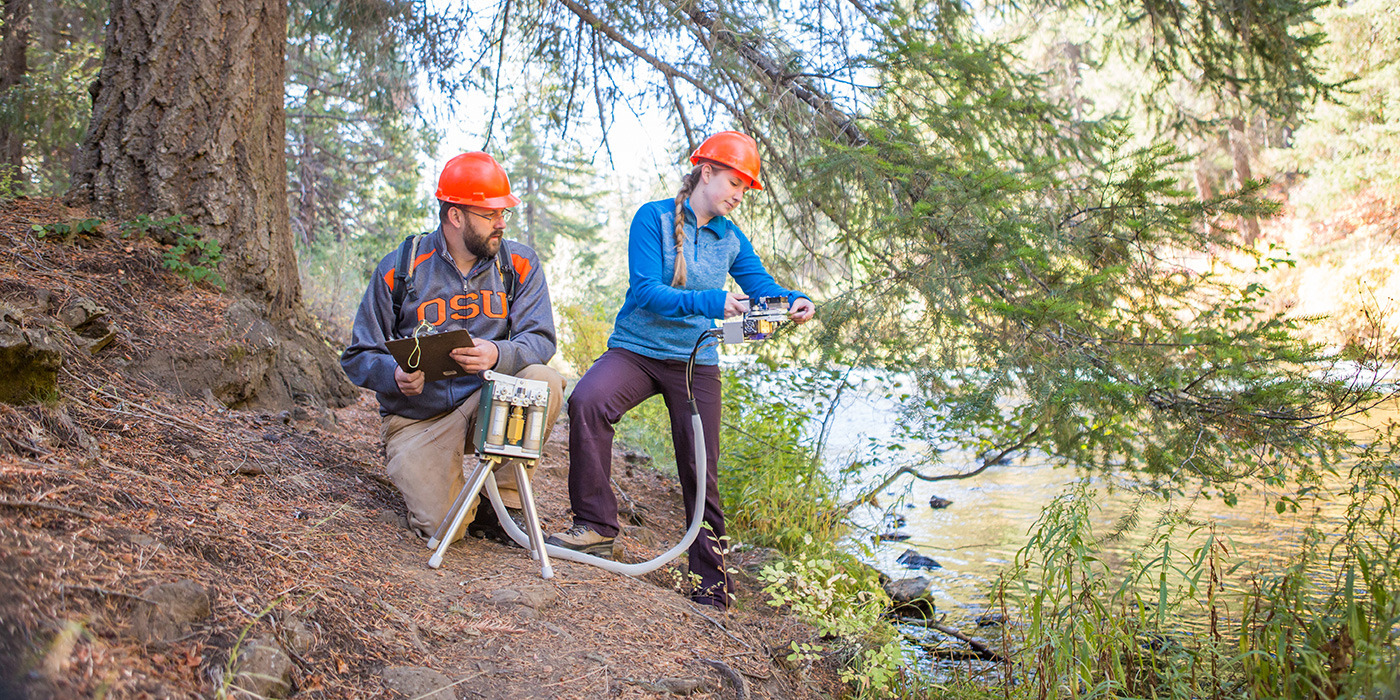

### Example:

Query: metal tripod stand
xmin=425 ymin=369 xmax=554 ymax=578
xmin=425 ymin=455 xmax=553 ymax=578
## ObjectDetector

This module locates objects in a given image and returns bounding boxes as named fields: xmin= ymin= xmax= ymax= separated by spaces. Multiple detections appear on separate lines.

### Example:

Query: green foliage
xmin=555 ymin=300 xmax=615 ymax=376
xmin=118 ymin=213 xmax=226 ymax=289
xmin=31 ymin=218 xmax=100 ymax=243
xmin=1004 ymin=443 xmax=1400 ymax=700
xmin=0 ymin=164 xmax=19 ymax=202
xmin=475 ymin=0 xmax=1380 ymax=505
xmin=760 ymin=547 xmax=906 ymax=698
xmin=614 ymin=366 xmax=844 ymax=551
xmin=500 ymin=109 xmax=606 ymax=259
xmin=1278 ymin=0 xmax=1400 ymax=211
xmin=0 ymin=0 xmax=106 ymax=195
xmin=119 ymin=213 xmax=184 ymax=240
xmin=285 ymin=0 xmax=443 ymax=331
xmin=761 ymin=547 xmax=891 ymax=640
xmin=163 ymin=233 xmax=225 ymax=290
xmin=614 ymin=365 xmax=916 ymax=695
xmin=613 ymin=394 xmax=676 ymax=475
xmin=715 ymin=367 xmax=844 ymax=552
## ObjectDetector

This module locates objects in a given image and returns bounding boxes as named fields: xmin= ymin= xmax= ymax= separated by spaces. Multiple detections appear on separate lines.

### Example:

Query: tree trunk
xmin=69 ymin=0 xmax=299 ymax=322
xmin=68 ymin=0 xmax=355 ymax=411
xmin=0 ymin=0 xmax=29 ymax=176
xmin=1228 ymin=115 xmax=1261 ymax=244
xmin=296 ymin=123 xmax=315 ymax=247
xmin=1194 ymin=153 xmax=1215 ymax=235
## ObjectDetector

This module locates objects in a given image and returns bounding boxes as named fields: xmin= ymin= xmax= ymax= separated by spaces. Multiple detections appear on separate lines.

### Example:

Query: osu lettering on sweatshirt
xmin=341 ymin=227 xmax=556 ymax=419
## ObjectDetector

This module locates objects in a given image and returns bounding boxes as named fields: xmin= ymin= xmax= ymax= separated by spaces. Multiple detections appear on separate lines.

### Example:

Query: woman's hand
xmin=788 ymin=297 xmax=815 ymax=323
xmin=394 ymin=366 xmax=425 ymax=396
xmin=723 ymin=293 xmax=750 ymax=319
xmin=449 ymin=338 xmax=500 ymax=374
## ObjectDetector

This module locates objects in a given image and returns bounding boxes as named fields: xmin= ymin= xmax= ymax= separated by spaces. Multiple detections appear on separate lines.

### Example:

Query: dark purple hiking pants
xmin=567 ymin=348 xmax=732 ymax=607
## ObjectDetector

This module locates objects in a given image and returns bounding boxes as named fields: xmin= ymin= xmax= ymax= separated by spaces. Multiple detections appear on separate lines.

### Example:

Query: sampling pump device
xmin=426 ymin=296 xmax=793 ymax=579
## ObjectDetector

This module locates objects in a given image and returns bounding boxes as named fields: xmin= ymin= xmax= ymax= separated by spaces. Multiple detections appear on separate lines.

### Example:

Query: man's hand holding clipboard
xmin=448 ymin=339 xmax=499 ymax=374
xmin=394 ymin=364 xmax=426 ymax=396
xmin=385 ymin=328 xmax=496 ymax=396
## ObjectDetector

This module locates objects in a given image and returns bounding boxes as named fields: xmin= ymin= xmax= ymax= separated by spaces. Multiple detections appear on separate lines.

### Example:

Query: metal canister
xmin=486 ymin=400 xmax=508 ymax=447
xmin=523 ymin=403 xmax=546 ymax=452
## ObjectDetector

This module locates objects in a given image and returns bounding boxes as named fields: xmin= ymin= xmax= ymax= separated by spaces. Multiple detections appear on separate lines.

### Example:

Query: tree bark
xmin=0 ymin=0 xmax=29 ymax=175
xmin=1228 ymin=115 xmax=1260 ymax=244
xmin=69 ymin=0 xmax=355 ymax=411
xmin=69 ymin=0 xmax=299 ymax=322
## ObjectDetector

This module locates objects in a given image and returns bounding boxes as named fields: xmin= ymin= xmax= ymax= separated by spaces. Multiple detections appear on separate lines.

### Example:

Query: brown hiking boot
xmin=545 ymin=524 xmax=614 ymax=558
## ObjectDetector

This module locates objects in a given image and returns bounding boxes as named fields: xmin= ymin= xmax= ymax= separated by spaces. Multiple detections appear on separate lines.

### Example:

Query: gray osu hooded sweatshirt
xmin=340 ymin=227 xmax=556 ymax=420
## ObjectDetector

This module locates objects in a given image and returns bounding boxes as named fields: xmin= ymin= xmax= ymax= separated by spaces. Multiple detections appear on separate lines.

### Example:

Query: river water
xmin=808 ymin=370 xmax=1400 ymax=625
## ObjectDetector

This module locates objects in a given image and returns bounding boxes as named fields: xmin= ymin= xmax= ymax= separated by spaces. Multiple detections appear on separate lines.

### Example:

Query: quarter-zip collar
xmin=682 ymin=199 xmax=734 ymax=241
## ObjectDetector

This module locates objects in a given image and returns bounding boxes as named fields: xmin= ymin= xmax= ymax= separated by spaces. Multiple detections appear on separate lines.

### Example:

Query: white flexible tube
xmin=489 ymin=411 xmax=707 ymax=576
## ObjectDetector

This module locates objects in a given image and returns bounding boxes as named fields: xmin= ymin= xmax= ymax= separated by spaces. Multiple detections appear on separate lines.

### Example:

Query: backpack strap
xmin=389 ymin=233 xmax=425 ymax=338
xmin=496 ymin=239 xmax=518 ymax=338
xmin=497 ymin=239 xmax=519 ymax=305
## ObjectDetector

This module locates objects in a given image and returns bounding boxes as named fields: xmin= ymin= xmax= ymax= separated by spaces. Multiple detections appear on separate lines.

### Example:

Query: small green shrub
xmin=164 ymin=235 xmax=226 ymax=290
xmin=0 ymin=164 xmax=19 ymax=202
xmin=31 ymin=218 xmax=101 ymax=243
xmin=556 ymin=300 xmax=615 ymax=374
xmin=761 ymin=545 xmax=905 ymax=698
xmin=120 ymin=214 xmax=225 ymax=289
xmin=119 ymin=213 xmax=186 ymax=239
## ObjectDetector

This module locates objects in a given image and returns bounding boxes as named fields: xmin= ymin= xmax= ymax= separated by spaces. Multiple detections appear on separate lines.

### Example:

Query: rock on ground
xmin=383 ymin=666 xmax=458 ymax=700
xmin=0 ymin=315 xmax=62 ymax=404
xmin=230 ymin=636 xmax=293 ymax=699
xmin=131 ymin=580 xmax=210 ymax=643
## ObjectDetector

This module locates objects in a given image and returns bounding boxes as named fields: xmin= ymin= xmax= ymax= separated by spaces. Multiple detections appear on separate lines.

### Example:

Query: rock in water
xmin=976 ymin=611 xmax=1009 ymax=627
xmin=884 ymin=577 xmax=936 ymax=617
xmin=896 ymin=548 xmax=941 ymax=570
xmin=928 ymin=495 xmax=953 ymax=509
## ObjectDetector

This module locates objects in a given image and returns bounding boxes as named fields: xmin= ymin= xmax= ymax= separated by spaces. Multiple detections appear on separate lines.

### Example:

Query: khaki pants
xmin=380 ymin=365 xmax=565 ymax=543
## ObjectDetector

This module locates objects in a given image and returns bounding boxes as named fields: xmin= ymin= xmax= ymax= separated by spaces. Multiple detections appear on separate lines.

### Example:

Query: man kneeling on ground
xmin=341 ymin=152 xmax=565 ymax=546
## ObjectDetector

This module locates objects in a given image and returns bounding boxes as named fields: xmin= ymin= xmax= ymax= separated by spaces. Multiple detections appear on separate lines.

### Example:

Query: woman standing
xmin=546 ymin=132 xmax=815 ymax=609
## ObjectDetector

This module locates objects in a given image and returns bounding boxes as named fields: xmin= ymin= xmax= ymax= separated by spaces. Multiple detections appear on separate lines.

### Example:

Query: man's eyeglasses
xmin=467 ymin=208 xmax=514 ymax=223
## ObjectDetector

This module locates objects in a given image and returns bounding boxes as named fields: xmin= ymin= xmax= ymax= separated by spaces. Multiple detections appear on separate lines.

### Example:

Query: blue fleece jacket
xmin=608 ymin=198 xmax=809 ymax=364
xmin=340 ymin=227 xmax=556 ymax=419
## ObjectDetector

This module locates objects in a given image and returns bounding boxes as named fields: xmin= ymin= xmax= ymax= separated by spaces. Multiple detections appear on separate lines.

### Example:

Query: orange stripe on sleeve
xmin=383 ymin=269 xmax=395 ymax=291
xmin=411 ymin=250 xmax=434 ymax=273
xmin=511 ymin=253 xmax=532 ymax=284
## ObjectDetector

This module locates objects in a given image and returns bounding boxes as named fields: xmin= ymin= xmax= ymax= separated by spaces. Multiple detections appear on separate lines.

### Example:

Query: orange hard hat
xmin=435 ymin=152 xmax=521 ymax=208
xmin=689 ymin=131 xmax=763 ymax=191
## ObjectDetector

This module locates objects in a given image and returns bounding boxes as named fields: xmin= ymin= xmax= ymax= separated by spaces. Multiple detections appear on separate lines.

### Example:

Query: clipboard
xmin=384 ymin=328 xmax=475 ymax=382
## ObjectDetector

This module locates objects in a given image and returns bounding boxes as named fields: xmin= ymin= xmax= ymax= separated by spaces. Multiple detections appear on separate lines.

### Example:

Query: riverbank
xmin=0 ymin=198 xmax=847 ymax=699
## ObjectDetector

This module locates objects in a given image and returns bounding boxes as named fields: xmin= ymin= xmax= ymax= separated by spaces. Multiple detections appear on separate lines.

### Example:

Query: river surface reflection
xmin=807 ymin=371 xmax=1400 ymax=625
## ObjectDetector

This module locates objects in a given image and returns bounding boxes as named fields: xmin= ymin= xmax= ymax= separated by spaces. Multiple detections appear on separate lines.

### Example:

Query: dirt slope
xmin=0 ymin=198 xmax=842 ymax=699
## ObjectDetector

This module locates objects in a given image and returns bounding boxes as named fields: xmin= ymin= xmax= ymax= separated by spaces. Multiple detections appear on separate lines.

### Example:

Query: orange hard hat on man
xmin=435 ymin=152 xmax=521 ymax=208
xmin=689 ymin=131 xmax=763 ymax=191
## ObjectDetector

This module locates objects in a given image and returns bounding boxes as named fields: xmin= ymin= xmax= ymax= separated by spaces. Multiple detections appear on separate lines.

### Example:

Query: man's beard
xmin=463 ymin=228 xmax=501 ymax=259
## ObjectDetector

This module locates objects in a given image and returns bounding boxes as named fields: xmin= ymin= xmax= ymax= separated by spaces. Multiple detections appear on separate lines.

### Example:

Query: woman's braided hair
xmin=670 ymin=163 xmax=707 ymax=287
